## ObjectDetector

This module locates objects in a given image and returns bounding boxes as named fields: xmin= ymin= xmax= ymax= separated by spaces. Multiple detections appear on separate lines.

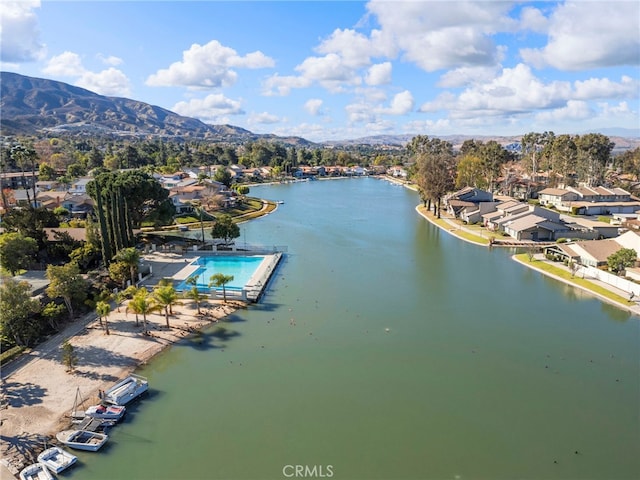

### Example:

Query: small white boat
xmin=85 ymin=403 xmax=126 ymax=421
xmin=102 ymin=374 xmax=148 ymax=405
xmin=56 ymin=430 xmax=108 ymax=452
xmin=19 ymin=462 xmax=53 ymax=480
xmin=37 ymin=446 xmax=77 ymax=474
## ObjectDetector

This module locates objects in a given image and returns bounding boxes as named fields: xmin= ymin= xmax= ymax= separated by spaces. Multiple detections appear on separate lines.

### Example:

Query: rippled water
xmin=71 ymin=178 xmax=639 ymax=480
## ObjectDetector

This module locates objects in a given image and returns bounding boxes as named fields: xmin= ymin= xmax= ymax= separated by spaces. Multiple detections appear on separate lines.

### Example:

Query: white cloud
xmin=365 ymin=62 xmax=392 ymax=86
xmin=172 ymin=94 xmax=244 ymax=122
xmin=345 ymin=101 xmax=377 ymax=124
xmin=420 ymin=64 xmax=572 ymax=118
xmin=43 ymin=51 xmax=85 ymax=76
xmin=315 ymin=28 xmax=395 ymax=68
xmin=365 ymin=0 xmax=512 ymax=72
xmin=304 ymin=99 xmax=323 ymax=116
xmin=42 ymin=51 xmax=131 ymax=96
xmin=76 ymin=68 xmax=132 ymax=97
xmin=382 ymin=90 xmax=414 ymax=115
xmin=295 ymin=53 xmax=362 ymax=91
xmin=404 ymin=118 xmax=452 ymax=134
xmin=437 ymin=65 xmax=500 ymax=88
xmin=262 ymin=74 xmax=312 ymax=96
xmin=535 ymin=100 xmax=592 ymax=122
xmin=146 ymin=40 xmax=274 ymax=88
xmin=573 ymin=76 xmax=638 ymax=101
xmin=248 ymin=112 xmax=280 ymax=125
xmin=518 ymin=6 xmax=548 ymax=33
xmin=0 ymin=0 xmax=46 ymax=62
xmin=520 ymin=1 xmax=640 ymax=70
xmin=97 ymin=54 xmax=123 ymax=66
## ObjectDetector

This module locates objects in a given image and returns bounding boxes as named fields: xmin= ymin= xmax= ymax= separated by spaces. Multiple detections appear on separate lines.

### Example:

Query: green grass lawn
xmin=514 ymin=253 xmax=634 ymax=306
xmin=417 ymin=206 xmax=490 ymax=246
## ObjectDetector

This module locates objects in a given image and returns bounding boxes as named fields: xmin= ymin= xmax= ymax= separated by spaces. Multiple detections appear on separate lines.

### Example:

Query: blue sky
xmin=1 ymin=1 xmax=639 ymax=142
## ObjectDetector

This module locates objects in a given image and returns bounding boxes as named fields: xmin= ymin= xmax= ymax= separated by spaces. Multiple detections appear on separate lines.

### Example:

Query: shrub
xmin=0 ymin=345 xmax=26 ymax=366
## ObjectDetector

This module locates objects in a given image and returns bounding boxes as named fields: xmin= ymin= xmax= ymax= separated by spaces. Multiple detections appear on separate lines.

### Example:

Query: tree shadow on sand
xmin=1 ymin=381 xmax=46 ymax=408
xmin=0 ymin=432 xmax=51 ymax=466
xmin=64 ymin=345 xmax=138 ymax=369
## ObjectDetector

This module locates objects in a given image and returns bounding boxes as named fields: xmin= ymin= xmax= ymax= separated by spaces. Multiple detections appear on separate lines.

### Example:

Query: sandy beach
xmin=0 ymin=252 xmax=242 ymax=477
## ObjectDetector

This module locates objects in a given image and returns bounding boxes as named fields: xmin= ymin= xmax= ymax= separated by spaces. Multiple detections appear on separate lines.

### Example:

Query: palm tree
xmin=114 ymin=247 xmax=141 ymax=286
xmin=95 ymin=300 xmax=111 ymax=335
xmin=126 ymin=288 xmax=160 ymax=335
xmin=209 ymin=273 xmax=234 ymax=303
xmin=153 ymin=284 xmax=182 ymax=328
xmin=184 ymin=286 xmax=207 ymax=315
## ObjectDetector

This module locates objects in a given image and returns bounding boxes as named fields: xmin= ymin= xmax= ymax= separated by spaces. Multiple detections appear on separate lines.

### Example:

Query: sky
xmin=1 ymin=1 xmax=639 ymax=142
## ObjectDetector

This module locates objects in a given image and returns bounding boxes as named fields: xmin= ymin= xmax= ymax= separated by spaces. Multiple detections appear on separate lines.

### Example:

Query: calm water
xmin=175 ymin=256 xmax=265 ymax=291
xmin=71 ymin=178 xmax=639 ymax=480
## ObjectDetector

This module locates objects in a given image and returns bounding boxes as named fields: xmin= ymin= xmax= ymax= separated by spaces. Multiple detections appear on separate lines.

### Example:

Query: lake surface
xmin=71 ymin=178 xmax=639 ymax=480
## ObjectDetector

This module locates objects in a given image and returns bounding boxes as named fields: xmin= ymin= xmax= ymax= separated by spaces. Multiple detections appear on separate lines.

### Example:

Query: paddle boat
xmin=19 ymin=462 xmax=53 ymax=480
xmin=37 ymin=446 xmax=77 ymax=474
xmin=102 ymin=374 xmax=148 ymax=405
xmin=56 ymin=430 xmax=108 ymax=452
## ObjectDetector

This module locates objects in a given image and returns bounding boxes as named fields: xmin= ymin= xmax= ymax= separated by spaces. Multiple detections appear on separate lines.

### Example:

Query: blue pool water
xmin=176 ymin=255 xmax=265 ymax=291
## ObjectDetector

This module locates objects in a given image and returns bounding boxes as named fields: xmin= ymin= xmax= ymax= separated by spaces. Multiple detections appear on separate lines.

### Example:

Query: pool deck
xmin=140 ymin=251 xmax=283 ymax=302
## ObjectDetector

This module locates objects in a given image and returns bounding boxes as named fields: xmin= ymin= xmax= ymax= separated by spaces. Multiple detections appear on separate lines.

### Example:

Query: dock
xmin=245 ymin=252 xmax=283 ymax=302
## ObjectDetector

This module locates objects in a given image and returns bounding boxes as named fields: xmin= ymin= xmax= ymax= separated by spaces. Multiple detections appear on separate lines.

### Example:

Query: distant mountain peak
xmin=0 ymin=72 xmax=314 ymax=147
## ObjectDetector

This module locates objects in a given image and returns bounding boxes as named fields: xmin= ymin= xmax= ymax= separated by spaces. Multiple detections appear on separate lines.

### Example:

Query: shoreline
xmin=0 ymin=271 xmax=242 ymax=476
xmin=415 ymin=196 xmax=640 ymax=317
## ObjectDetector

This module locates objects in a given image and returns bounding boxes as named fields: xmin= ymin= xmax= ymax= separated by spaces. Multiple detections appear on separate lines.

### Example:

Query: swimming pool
xmin=176 ymin=255 xmax=265 ymax=291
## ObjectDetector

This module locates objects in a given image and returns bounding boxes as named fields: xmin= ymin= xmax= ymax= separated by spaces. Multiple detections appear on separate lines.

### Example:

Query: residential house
xmin=388 ymin=167 xmax=407 ymax=179
xmin=0 ymin=171 xmax=37 ymax=190
xmin=544 ymin=230 xmax=640 ymax=267
xmin=69 ymin=177 xmax=92 ymax=194
xmin=537 ymin=185 xmax=639 ymax=215
xmin=445 ymin=187 xmax=493 ymax=217
xmin=563 ymin=217 xmax=620 ymax=239
xmin=502 ymin=215 xmax=569 ymax=241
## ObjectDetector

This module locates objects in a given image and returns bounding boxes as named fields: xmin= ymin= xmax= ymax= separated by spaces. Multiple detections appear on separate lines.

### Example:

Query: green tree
xmin=455 ymin=155 xmax=485 ymax=189
xmin=109 ymin=261 xmax=130 ymax=289
xmin=0 ymin=232 xmax=38 ymax=275
xmin=575 ymin=133 xmax=614 ymax=187
xmin=46 ymin=263 xmax=88 ymax=319
xmin=0 ymin=277 xmax=42 ymax=346
xmin=607 ymin=248 xmax=637 ymax=275
xmin=211 ymin=214 xmax=240 ymax=246
xmin=113 ymin=247 xmax=140 ymax=286
xmin=409 ymin=136 xmax=455 ymax=218
xmin=1 ymin=207 xmax=59 ymax=250
xmin=126 ymin=288 xmax=160 ymax=335
xmin=61 ymin=340 xmax=78 ymax=372
xmin=38 ymin=162 xmax=56 ymax=181
xmin=153 ymin=284 xmax=182 ymax=328
xmin=209 ymin=273 xmax=234 ymax=303
xmin=550 ymin=134 xmax=578 ymax=186
xmin=213 ymin=167 xmax=233 ymax=188
xmin=95 ymin=300 xmax=111 ymax=335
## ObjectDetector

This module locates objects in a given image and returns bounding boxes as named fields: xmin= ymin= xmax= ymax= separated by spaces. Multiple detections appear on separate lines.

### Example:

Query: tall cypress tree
xmin=92 ymin=180 xmax=112 ymax=263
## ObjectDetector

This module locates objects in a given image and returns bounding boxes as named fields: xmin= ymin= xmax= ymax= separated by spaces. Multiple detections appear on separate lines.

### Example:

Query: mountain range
xmin=1 ymin=71 xmax=638 ymax=150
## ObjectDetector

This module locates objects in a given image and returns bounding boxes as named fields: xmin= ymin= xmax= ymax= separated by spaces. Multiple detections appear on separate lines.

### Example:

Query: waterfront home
xmin=538 ymin=185 xmax=639 ymax=215
xmin=544 ymin=231 xmax=640 ymax=267
xmin=502 ymin=214 xmax=568 ymax=241
xmin=545 ymin=239 xmax=625 ymax=267
xmin=444 ymin=187 xmax=494 ymax=218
